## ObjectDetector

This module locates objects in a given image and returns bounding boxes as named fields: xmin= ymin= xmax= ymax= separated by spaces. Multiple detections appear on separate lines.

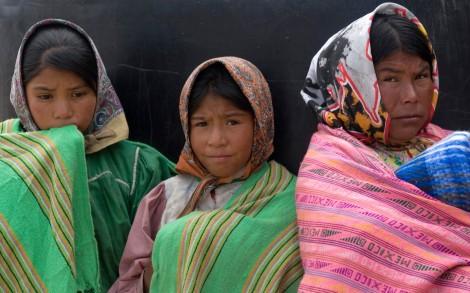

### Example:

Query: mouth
xmin=206 ymin=155 xmax=232 ymax=162
xmin=392 ymin=114 xmax=423 ymax=121
xmin=207 ymin=155 xmax=232 ymax=158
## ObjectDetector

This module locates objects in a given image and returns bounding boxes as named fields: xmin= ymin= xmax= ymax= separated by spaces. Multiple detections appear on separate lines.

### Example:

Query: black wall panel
xmin=1 ymin=0 xmax=469 ymax=173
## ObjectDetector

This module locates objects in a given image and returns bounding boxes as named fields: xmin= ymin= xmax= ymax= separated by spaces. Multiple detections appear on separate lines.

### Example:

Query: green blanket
xmin=0 ymin=119 xmax=100 ymax=292
xmin=151 ymin=161 xmax=302 ymax=292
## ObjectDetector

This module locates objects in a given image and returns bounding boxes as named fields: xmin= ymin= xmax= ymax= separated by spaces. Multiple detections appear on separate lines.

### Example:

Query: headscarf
xmin=10 ymin=18 xmax=128 ymax=154
xmin=301 ymin=2 xmax=438 ymax=145
xmin=175 ymin=56 xmax=274 ymax=216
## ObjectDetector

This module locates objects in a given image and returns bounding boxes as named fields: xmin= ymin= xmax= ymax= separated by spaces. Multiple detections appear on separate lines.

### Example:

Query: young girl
xmin=112 ymin=57 xmax=302 ymax=292
xmin=1 ymin=19 xmax=174 ymax=291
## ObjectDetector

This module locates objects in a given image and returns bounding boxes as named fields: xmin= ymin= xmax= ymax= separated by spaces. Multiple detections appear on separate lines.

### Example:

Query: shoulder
xmin=104 ymin=140 xmax=158 ymax=154
xmin=122 ymin=140 xmax=172 ymax=163
xmin=85 ymin=140 xmax=157 ymax=179
xmin=268 ymin=160 xmax=295 ymax=177
xmin=160 ymin=174 xmax=198 ymax=200
xmin=423 ymin=123 xmax=453 ymax=142
xmin=97 ymin=140 xmax=173 ymax=168
xmin=141 ymin=174 xmax=197 ymax=199
xmin=139 ymin=174 xmax=197 ymax=218
xmin=254 ymin=160 xmax=296 ymax=182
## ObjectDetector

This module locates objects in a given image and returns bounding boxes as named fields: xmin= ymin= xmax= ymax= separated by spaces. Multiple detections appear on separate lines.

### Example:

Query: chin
xmin=390 ymin=135 xmax=419 ymax=145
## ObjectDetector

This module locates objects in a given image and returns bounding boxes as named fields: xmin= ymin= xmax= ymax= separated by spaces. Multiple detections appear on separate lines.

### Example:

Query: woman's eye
xmin=383 ymin=77 xmax=398 ymax=82
xmin=416 ymin=73 xmax=429 ymax=80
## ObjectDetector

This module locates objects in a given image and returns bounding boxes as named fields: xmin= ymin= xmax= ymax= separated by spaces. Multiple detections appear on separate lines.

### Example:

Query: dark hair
xmin=188 ymin=63 xmax=254 ymax=118
xmin=370 ymin=14 xmax=433 ymax=73
xmin=22 ymin=25 xmax=98 ymax=92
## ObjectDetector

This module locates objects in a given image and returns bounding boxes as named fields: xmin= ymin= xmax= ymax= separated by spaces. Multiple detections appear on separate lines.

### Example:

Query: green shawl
xmin=151 ymin=161 xmax=302 ymax=292
xmin=0 ymin=119 xmax=100 ymax=292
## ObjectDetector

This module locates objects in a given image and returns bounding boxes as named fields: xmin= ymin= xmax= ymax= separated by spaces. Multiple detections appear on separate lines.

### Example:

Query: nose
xmin=53 ymin=99 xmax=73 ymax=119
xmin=207 ymin=125 xmax=227 ymax=147
xmin=401 ymin=81 xmax=418 ymax=104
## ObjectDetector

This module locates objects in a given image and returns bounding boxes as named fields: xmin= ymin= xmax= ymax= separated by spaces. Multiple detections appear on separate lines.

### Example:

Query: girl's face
xmin=25 ymin=67 xmax=97 ymax=133
xmin=189 ymin=92 xmax=254 ymax=178
xmin=375 ymin=51 xmax=434 ymax=145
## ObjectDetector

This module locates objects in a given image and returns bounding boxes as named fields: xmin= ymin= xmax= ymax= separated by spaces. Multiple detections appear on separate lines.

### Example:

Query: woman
xmin=0 ymin=19 xmax=175 ymax=291
xmin=296 ymin=3 xmax=470 ymax=292
xmin=113 ymin=57 xmax=302 ymax=292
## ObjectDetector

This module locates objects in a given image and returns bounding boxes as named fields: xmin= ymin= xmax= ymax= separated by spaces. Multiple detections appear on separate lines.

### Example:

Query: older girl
xmin=1 ymin=19 xmax=174 ymax=291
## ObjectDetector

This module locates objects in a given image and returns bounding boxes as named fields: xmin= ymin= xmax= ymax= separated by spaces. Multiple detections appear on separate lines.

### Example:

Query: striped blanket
xmin=151 ymin=161 xmax=303 ymax=292
xmin=0 ymin=119 xmax=100 ymax=292
xmin=396 ymin=131 xmax=470 ymax=212
xmin=296 ymin=124 xmax=470 ymax=292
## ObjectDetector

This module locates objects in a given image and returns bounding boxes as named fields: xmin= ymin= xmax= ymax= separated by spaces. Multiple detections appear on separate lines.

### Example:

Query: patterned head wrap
xmin=301 ymin=2 xmax=438 ymax=145
xmin=176 ymin=56 xmax=274 ymax=216
xmin=177 ymin=56 xmax=274 ymax=180
xmin=10 ymin=18 xmax=128 ymax=153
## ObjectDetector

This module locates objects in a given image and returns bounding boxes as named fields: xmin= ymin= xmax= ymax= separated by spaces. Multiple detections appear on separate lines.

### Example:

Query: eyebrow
xmin=225 ymin=111 xmax=251 ymax=117
xmin=190 ymin=111 xmax=251 ymax=120
xmin=418 ymin=64 xmax=431 ymax=72
xmin=377 ymin=67 xmax=403 ymax=74
xmin=31 ymin=85 xmax=54 ymax=91
xmin=69 ymin=85 xmax=89 ymax=90
xmin=378 ymin=63 xmax=430 ymax=74
xmin=190 ymin=116 xmax=205 ymax=120
xmin=30 ymin=84 xmax=89 ymax=91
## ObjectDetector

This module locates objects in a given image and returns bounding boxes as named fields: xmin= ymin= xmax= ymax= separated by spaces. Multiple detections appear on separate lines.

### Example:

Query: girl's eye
xmin=37 ymin=94 xmax=52 ymax=100
xmin=194 ymin=121 xmax=207 ymax=127
xmin=226 ymin=120 xmax=240 ymax=126
xmin=71 ymin=91 xmax=85 ymax=98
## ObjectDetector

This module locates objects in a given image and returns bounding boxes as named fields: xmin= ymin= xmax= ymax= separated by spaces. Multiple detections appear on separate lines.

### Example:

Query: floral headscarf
xmin=10 ymin=19 xmax=128 ymax=154
xmin=176 ymin=57 xmax=274 ymax=216
xmin=301 ymin=2 xmax=438 ymax=145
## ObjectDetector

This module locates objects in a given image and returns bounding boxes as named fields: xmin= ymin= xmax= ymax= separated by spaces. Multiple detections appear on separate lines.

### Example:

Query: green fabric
xmin=0 ymin=122 xmax=100 ymax=292
xmin=0 ymin=119 xmax=176 ymax=292
xmin=151 ymin=161 xmax=302 ymax=293
xmin=86 ymin=139 xmax=175 ymax=291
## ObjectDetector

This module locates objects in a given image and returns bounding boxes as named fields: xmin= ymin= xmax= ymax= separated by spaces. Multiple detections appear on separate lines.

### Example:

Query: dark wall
xmin=1 ymin=0 xmax=469 ymax=174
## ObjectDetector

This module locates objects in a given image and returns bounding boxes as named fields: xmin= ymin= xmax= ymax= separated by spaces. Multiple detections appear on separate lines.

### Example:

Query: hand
xmin=143 ymin=264 xmax=153 ymax=293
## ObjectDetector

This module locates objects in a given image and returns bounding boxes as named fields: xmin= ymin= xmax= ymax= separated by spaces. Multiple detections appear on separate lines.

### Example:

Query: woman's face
xmin=189 ymin=92 xmax=254 ymax=178
xmin=25 ymin=67 xmax=97 ymax=133
xmin=375 ymin=51 xmax=434 ymax=145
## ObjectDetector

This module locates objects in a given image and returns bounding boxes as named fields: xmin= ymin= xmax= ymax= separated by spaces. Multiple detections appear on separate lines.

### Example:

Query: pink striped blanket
xmin=296 ymin=124 xmax=470 ymax=292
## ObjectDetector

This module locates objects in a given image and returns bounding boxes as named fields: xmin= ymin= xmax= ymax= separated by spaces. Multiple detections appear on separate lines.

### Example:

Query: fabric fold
xmin=0 ymin=121 xmax=100 ymax=292
xmin=152 ymin=161 xmax=302 ymax=292
xmin=296 ymin=125 xmax=470 ymax=292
